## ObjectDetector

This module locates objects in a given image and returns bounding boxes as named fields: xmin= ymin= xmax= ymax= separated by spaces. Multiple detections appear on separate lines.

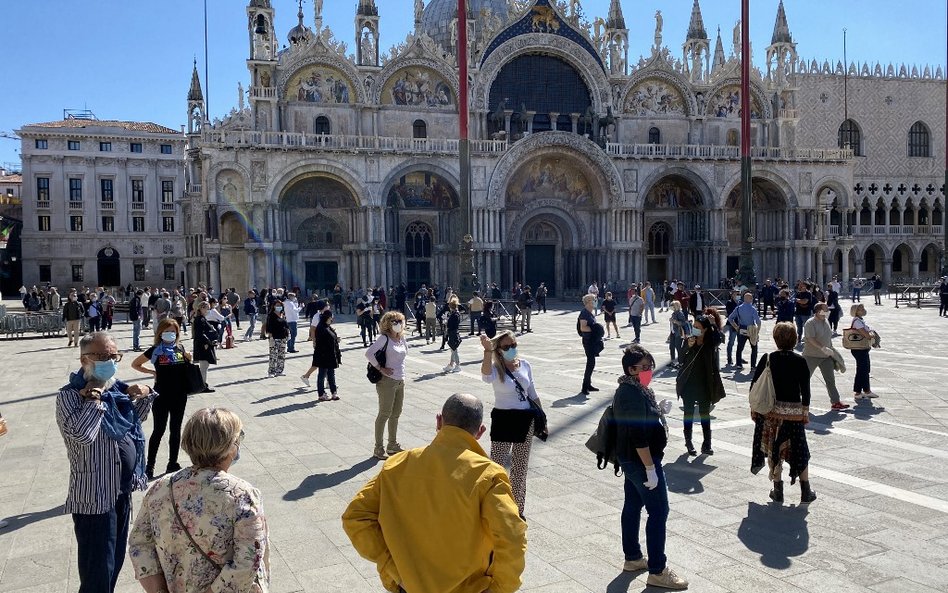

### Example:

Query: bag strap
xmin=503 ymin=366 xmax=529 ymax=402
xmin=168 ymin=478 xmax=223 ymax=571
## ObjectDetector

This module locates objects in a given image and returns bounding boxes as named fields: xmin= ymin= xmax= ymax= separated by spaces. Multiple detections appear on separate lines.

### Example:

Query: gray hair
xmin=78 ymin=331 xmax=116 ymax=355
xmin=441 ymin=393 xmax=484 ymax=435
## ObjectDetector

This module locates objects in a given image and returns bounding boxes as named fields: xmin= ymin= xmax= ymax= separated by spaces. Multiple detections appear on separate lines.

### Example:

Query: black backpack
xmin=586 ymin=393 xmax=621 ymax=476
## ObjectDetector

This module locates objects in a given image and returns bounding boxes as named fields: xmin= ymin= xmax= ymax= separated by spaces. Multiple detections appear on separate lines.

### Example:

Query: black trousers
xmin=147 ymin=390 xmax=188 ymax=468
xmin=583 ymin=348 xmax=596 ymax=390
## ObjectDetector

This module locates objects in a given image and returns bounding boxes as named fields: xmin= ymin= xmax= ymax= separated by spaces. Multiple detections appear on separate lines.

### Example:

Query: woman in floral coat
xmin=128 ymin=408 xmax=269 ymax=593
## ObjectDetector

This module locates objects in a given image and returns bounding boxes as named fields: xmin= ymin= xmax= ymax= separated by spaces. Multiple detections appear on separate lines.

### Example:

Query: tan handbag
xmin=842 ymin=321 xmax=871 ymax=350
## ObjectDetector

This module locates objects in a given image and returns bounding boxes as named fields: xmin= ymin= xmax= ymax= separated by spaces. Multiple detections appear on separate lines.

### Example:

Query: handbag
xmin=183 ymin=363 xmax=206 ymax=394
xmin=169 ymin=479 xmax=223 ymax=571
xmin=366 ymin=336 xmax=389 ymax=384
xmin=504 ymin=367 xmax=548 ymax=441
xmin=748 ymin=354 xmax=776 ymax=415
xmin=842 ymin=321 xmax=871 ymax=350
xmin=585 ymin=393 xmax=620 ymax=475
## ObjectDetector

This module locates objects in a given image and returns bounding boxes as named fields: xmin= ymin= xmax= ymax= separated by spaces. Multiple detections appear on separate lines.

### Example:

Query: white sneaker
xmin=443 ymin=365 xmax=454 ymax=372
xmin=863 ymin=392 xmax=879 ymax=398
xmin=623 ymin=557 xmax=648 ymax=572
xmin=451 ymin=366 xmax=462 ymax=373
xmin=301 ymin=375 xmax=310 ymax=387
xmin=646 ymin=566 xmax=688 ymax=589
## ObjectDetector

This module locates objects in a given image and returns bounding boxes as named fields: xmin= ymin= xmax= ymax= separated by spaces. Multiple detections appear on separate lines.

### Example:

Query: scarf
xmin=69 ymin=370 xmax=147 ymax=483
xmin=150 ymin=342 xmax=180 ymax=366
xmin=618 ymin=375 xmax=669 ymax=436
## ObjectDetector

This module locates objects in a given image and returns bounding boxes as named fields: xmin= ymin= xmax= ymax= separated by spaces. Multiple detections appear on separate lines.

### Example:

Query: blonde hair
xmin=153 ymin=318 xmax=181 ymax=346
xmin=671 ymin=300 xmax=682 ymax=312
xmin=379 ymin=310 xmax=406 ymax=335
xmin=772 ymin=322 xmax=797 ymax=350
xmin=850 ymin=303 xmax=866 ymax=318
xmin=181 ymin=408 xmax=242 ymax=468
xmin=489 ymin=330 xmax=517 ymax=382
xmin=582 ymin=294 xmax=597 ymax=307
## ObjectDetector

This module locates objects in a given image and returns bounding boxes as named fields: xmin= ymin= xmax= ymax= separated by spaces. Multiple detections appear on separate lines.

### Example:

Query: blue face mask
xmin=233 ymin=446 xmax=240 ymax=464
xmin=161 ymin=332 xmax=177 ymax=343
xmin=92 ymin=360 xmax=118 ymax=381
xmin=502 ymin=347 xmax=518 ymax=361
xmin=275 ymin=307 xmax=283 ymax=313
xmin=691 ymin=327 xmax=703 ymax=337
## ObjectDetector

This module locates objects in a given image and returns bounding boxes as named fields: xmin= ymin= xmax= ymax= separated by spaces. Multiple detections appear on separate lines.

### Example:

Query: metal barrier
xmin=0 ymin=312 xmax=66 ymax=338
xmin=891 ymin=284 xmax=939 ymax=309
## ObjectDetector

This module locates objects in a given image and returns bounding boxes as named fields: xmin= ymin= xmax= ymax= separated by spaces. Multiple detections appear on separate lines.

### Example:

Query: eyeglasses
xmin=499 ymin=342 xmax=518 ymax=351
xmin=83 ymin=352 xmax=123 ymax=362
xmin=633 ymin=364 xmax=654 ymax=371
xmin=235 ymin=430 xmax=245 ymax=447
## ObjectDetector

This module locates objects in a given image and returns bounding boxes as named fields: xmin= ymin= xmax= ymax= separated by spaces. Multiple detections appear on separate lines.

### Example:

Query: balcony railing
xmin=131 ymin=201 xmax=146 ymax=212
xmin=606 ymin=143 xmax=853 ymax=162
xmin=850 ymin=224 xmax=943 ymax=237
xmin=250 ymin=86 xmax=277 ymax=99
xmin=778 ymin=109 xmax=799 ymax=119
xmin=68 ymin=200 xmax=83 ymax=210
xmin=828 ymin=225 xmax=840 ymax=236
xmin=160 ymin=202 xmax=175 ymax=212
xmin=100 ymin=200 xmax=115 ymax=211
xmin=36 ymin=200 xmax=50 ymax=209
xmin=186 ymin=184 xmax=202 ymax=194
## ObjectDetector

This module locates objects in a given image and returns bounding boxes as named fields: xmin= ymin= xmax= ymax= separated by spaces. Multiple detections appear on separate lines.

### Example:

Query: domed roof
xmin=422 ymin=0 xmax=509 ymax=53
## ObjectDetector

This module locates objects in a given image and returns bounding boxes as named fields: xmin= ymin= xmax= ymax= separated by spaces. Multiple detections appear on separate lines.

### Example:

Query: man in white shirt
xmin=285 ymin=292 xmax=301 ymax=352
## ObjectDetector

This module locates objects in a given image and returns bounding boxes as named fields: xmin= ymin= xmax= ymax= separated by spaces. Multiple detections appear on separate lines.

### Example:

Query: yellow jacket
xmin=342 ymin=426 xmax=527 ymax=593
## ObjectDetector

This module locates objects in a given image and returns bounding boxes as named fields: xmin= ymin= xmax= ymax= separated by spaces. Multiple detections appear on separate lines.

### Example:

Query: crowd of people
xmin=0 ymin=268 xmax=902 ymax=593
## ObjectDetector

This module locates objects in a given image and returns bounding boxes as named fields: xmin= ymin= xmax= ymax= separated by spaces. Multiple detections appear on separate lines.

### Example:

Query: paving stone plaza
xmin=0 ymin=297 xmax=946 ymax=593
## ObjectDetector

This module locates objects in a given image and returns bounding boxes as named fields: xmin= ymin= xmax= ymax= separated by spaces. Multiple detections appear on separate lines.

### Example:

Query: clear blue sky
xmin=1 ymin=0 xmax=945 ymax=169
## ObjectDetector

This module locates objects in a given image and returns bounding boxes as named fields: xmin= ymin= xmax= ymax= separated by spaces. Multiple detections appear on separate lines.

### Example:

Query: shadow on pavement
xmin=551 ymin=392 xmax=590 ymax=408
xmin=850 ymin=400 xmax=886 ymax=420
xmin=256 ymin=400 xmax=318 ymax=417
xmin=283 ymin=458 xmax=380 ymax=501
xmin=737 ymin=501 xmax=809 ymax=569
xmin=0 ymin=506 xmax=65 ymax=533
xmin=664 ymin=453 xmax=717 ymax=495
xmin=605 ymin=570 xmax=636 ymax=593
xmin=253 ymin=389 xmax=307 ymax=404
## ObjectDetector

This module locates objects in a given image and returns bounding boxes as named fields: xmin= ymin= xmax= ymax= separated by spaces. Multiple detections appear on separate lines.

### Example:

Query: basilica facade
xmin=181 ymin=0 xmax=946 ymax=296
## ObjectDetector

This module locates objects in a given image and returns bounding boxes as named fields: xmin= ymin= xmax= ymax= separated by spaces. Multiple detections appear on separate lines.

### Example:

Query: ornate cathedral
xmin=181 ymin=0 xmax=946 ymax=296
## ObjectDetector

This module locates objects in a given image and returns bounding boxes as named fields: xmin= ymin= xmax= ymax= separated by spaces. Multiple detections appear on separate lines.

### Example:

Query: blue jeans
xmin=795 ymin=313 xmax=810 ymax=341
xmin=621 ymin=462 xmax=669 ymax=575
xmin=132 ymin=319 xmax=141 ymax=350
xmin=726 ymin=327 xmax=737 ymax=362
xmin=317 ymin=367 xmax=337 ymax=395
xmin=244 ymin=313 xmax=257 ymax=340
xmin=469 ymin=311 xmax=481 ymax=334
xmin=73 ymin=492 xmax=131 ymax=593
xmin=287 ymin=321 xmax=298 ymax=351
xmin=851 ymin=349 xmax=871 ymax=393
xmin=852 ymin=288 xmax=861 ymax=301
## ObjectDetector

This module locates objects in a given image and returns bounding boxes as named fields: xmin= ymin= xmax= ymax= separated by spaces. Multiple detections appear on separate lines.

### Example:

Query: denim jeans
xmin=469 ymin=311 xmax=482 ymax=334
xmin=244 ymin=313 xmax=257 ymax=340
xmin=852 ymin=288 xmax=861 ymax=302
xmin=73 ymin=492 xmax=131 ymax=593
xmin=317 ymin=367 xmax=337 ymax=396
xmin=132 ymin=319 xmax=141 ymax=350
xmin=645 ymin=303 xmax=656 ymax=324
xmin=726 ymin=327 xmax=737 ymax=362
xmin=621 ymin=462 xmax=669 ymax=575
xmin=287 ymin=321 xmax=298 ymax=351
xmin=851 ymin=349 xmax=871 ymax=393
xmin=630 ymin=316 xmax=642 ymax=341
xmin=795 ymin=313 xmax=810 ymax=341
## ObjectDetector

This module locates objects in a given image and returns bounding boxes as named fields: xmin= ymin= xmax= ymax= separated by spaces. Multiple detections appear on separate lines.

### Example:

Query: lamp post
xmin=456 ymin=0 xmax=476 ymax=299
xmin=737 ymin=0 xmax=757 ymax=287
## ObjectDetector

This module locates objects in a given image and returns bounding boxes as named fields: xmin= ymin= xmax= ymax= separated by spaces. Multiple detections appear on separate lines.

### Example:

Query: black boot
xmin=800 ymin=480 xmax=817 ymax=504
xmin=700 ymin=420 xmax=714 ymax=455
xmin=683 ymin=423 xmax=697 ymax=456
xmin=769 ymin=480 xmax=784 ymax=503
xmin=145 ymin=465 xmax=155 ymax=481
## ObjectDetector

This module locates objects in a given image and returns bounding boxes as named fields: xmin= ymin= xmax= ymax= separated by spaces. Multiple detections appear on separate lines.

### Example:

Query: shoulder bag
xmin=169 ymin=478 xmax=223 ymax=571
xmin=748 ymin=353 xmax=776 ymax=415
xmin=585 ymin=391 xmax=620 ymax=475
xmin=503 ymin=367 xmax=548 ymax=441
xmin=842 ymin=321 xmax=871 ymax=350
xmin=366 ymin=336 xmax=389 ymax=384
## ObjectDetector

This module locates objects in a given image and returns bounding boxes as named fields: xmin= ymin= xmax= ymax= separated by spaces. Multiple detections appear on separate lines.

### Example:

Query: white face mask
xmin=392 ymin=322 xmax=403 ymax=333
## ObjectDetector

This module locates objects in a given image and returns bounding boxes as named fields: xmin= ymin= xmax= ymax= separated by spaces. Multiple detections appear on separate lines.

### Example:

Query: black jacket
xmin=267 ymin=312 xmax=289 ymax=340
xmin=128 ymin=296 xmax=141 ymax=321
xmin=192 ymin=315 xmax=218 ymax=364
xmin=313 ymin=324 xmax=341 ymax=369
xmin=751 ymin=351 xmax=811 ymax=406
xmin=613 ymin=381 xmax=667 ymax=469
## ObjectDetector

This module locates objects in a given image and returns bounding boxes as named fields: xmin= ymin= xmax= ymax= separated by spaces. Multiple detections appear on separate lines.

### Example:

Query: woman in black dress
xmin=750 ymin=322 xmax=817 ymax=504
xmin=191 ymin=301 xmax=218 ymax=393
xmin=312 ymin=309 xmax=341 ymax=401
xmin=675 ymin=313 xmax=725 ymax=456
xmin=602 ymin=292 xmax=619 ymax=339
xmin=443 ymin=299 xmax=462 ymax=373
xmin=481 ymin=300 xmax=498 ymax=338
xmin=825 ymin=282 xmax=842 ymax=335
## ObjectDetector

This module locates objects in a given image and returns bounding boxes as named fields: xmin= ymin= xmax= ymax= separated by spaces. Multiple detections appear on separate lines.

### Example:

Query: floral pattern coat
xmin=128 ymin=467 xmax=270 ymax=593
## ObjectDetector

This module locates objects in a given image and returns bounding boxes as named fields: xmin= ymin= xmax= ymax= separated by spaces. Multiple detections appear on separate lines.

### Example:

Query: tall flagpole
xmin=738 ymin=0 xmax=756 ymax=287
xmin=457 ymin=0 xmax=476 ymax=298
xmin=204 ymin=0 xmax=210 ymax=117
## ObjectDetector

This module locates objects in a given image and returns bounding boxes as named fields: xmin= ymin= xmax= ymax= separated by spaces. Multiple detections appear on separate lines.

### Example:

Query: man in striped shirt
xmin=56 ymin=332 xmax=157 ymax=593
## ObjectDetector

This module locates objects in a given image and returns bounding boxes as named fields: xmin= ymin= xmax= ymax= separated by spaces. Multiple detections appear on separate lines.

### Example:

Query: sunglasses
xmin=499 ymin=342 xmax=518 ymax=351
xmin=235 ymin=429 xmax=245 ymax=447
xmin=83 ymin=352 xmax=123 ymax=362
xmin=633 ymin=364 xmax=654 ymax=371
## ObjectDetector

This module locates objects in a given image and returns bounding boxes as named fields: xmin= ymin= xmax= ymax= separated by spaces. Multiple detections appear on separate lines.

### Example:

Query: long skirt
xmin=751 ymin=401 xmax=810 ymax=483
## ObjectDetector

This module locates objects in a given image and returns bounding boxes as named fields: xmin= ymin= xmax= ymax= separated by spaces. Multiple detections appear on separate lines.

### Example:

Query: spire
xmin=357 ymin=0 xmax=378 ymax=17
xmin=287 ymin=0 xmax=312 ymax=45
xmin=188 ymin=59 xmax=203 ymax=102
xmin=606 ymin=0 xmax=626 ymax=30
xmin=686 ymin=0 xmax=707 ymax=40
xmin=771 ymin=0 xmax=792 ymax=44
xmin=712 ymin=26 xmax=726 ymax=70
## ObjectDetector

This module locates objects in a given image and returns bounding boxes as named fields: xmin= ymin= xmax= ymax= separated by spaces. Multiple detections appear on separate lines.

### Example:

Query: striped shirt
xmin=56 ymin=379 xmax=156 ymax=515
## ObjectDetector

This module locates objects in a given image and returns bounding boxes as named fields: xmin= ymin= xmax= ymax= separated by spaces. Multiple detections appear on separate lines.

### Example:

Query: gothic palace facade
xmin=173 ymin=0 xmax=946 ymax=296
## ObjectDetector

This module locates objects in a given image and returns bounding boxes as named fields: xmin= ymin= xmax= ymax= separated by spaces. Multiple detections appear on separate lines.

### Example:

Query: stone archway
xmin=725 ymin=177 xmax=793 ymax=280
xmin=96 ymin=246 xmax=121 ymax=288
xmin=641 ymin=174 xmax=711 ymax=284
xmin=219 ymin=212 xmax=251 ymax=293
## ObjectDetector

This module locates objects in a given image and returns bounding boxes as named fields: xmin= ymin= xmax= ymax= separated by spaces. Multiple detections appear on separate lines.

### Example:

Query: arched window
xmin=838 ymin=119 xmax=862 ymax=156
xmin=648 ymin=127 xmax=661 ymax=144
xmin=412 ymin=119 xmax=427 ymax=139
xmin=405 ymin=221 xmax=432 ymax=258
xmin=315 ymin=116 xmax=331 ymax=135
xmin=647 ymin=222 xmax=671 ymax=256
xmin=908 ymin=121 xmax=930 ymax=157
xmin=865 ymin=248 xmax=877 ymax=273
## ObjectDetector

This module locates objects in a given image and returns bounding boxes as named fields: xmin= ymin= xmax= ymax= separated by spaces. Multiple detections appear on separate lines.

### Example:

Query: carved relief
xmin=625 ymin=79 xmax=685 ymax=116
xmin=251 ymin=161 xmax=268 ymax=190
xmin=623 ymin=169 xmax=638 ymax=193
xmin=216 ymin=170 xmax=245 ymax=204
xmin=372 ymin=57 xmax=460 ymax=107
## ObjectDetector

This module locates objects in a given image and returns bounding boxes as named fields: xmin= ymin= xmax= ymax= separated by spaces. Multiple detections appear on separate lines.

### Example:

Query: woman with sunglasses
xmin=129 ymin=408 xmax=270 ymax=593
xmin=480 ymin=330 xmax=543 ymax=517
xmin=675 ymin=314 xmax=726 ymax=456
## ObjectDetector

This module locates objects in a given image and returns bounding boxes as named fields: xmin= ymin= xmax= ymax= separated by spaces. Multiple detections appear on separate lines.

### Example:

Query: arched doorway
xmin=220 ymin=211 xmax=250 ymax=292
xmin=892 ymin=243 xmax=911 ymax=280
xmin=97 ymin=247 xmax=121 ymax=287
xmin=920 ymin=243 xmax=940 ymax=278
xmin=646 ymin=221 xmax=672 ymax=283
xmin=297 ymin=215 xmax=343 ymax=294
xmin=725 ymin=178 xmax=791 ymax=279
xmin=404 ymin=221 xmax=433 ymax=292
xmin=864 ymin=244 xmax=884 ymax=275
xmin=523 ymin=219 xmax=561 ymax=297
xmin=643 ymin=174 xmax=708 ymax=283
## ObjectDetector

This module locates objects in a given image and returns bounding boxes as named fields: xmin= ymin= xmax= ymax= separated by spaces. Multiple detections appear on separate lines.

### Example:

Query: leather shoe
xmin=587 ymin=386 xmax=600 ymax=392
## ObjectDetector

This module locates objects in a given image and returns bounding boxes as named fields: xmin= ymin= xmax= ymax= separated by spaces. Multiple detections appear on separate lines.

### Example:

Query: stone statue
xmin=361 ymin=30 xmax=376 ymax=65
xmin=238 ymin=82 xmax=245 ymax=110
xmin=696 ymin=92 xmax=705 ymax=115
xmin=654 ymin=10 xmax=663 ymax=48
xmin=568 ymin=0 xmax=580 ymax=18
xmin=414 ymin=0 xmax=424 ymax=23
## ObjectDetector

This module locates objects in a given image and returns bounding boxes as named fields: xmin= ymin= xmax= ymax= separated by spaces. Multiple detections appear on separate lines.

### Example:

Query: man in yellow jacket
xmin=342 ymin=393 xmax=527 ymax=593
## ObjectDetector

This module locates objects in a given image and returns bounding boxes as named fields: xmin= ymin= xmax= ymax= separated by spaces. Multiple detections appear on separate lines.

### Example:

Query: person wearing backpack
xmin=613 ymin=344 xmax=688 ymax=590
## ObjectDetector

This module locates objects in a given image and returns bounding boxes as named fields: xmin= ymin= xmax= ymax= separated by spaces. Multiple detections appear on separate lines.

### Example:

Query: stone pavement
xmin=1 ymin=297 xmax=947 ymax=593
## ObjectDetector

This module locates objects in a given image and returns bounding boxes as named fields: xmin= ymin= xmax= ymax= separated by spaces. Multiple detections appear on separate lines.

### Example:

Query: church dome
xmin=422 ymin=0 xmax=509 ymax=53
